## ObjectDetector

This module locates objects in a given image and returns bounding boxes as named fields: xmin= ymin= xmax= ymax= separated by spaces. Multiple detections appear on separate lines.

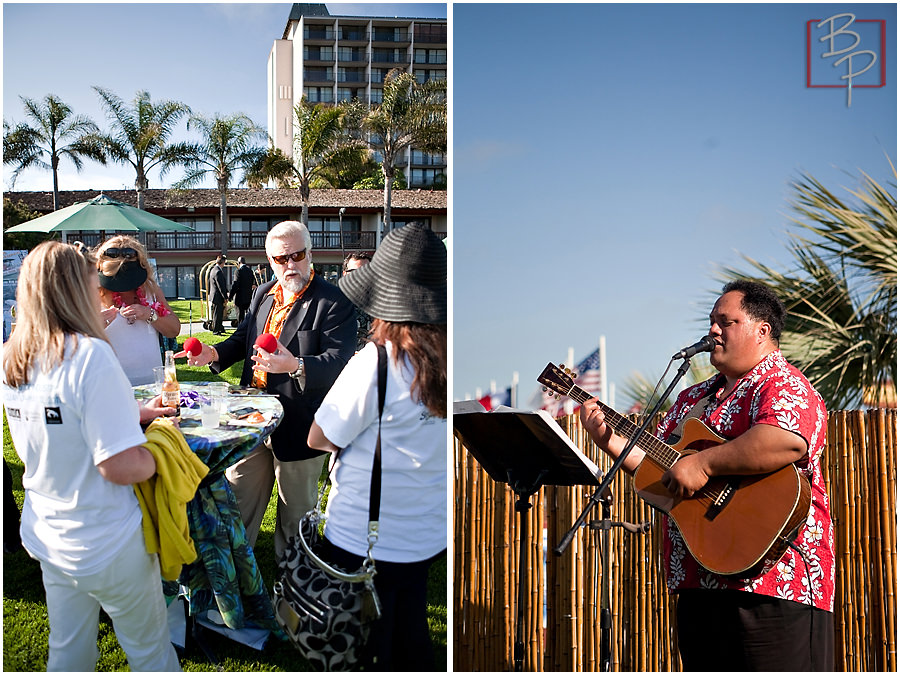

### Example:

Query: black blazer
xmin=208 ymin=265 xmax=227 ymax=305
xmin=211 ymin=275 xmax=356 ymax=461
xmin=229 ymin=264 xmax=254 ymax=308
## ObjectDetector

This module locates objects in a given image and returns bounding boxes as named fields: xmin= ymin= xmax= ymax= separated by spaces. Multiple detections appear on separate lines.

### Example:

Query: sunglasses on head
xmin=270 ymin=249 xmax=307 ymax=265
xmin=101 ymin=247 xmax=138 ymax=260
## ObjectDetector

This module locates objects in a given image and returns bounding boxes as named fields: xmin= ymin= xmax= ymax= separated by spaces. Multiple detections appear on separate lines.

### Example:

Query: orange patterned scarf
xmin=251 ymin=270 xmax=315 ymax=389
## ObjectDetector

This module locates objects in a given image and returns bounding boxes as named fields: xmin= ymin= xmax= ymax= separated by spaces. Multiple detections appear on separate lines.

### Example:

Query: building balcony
xmin=337 ymin=29 xmax=368 ymax=42
xmin=371 ymin=31 xmax=411 ymax=44
xmin=303 ymin=27 xmax=335 ymax=41
xmin=337 ymin=72 xmax=368 ymax=83
xmin=371 ymin=55 xmax=410 ymax=67
xmin=312 ymin=230 xmax=376 ymax=251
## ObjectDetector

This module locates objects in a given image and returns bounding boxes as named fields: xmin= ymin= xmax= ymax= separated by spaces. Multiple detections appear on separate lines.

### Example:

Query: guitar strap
xmin=665 ymin=383 xmax=720 ymax=444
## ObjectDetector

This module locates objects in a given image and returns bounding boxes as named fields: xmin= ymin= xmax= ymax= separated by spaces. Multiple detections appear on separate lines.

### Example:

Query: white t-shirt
xmin=316 ymin=341 xmax=446 ymax=563
xmin=2 ymin=335 xmax=147 ymax=575
xmin=105 ymin=309 xmax=162 ymax=386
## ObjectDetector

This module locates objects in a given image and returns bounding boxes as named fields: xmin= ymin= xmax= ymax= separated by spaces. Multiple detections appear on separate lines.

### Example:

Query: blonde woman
xmin=2 ymin=241 xmax=180 ymax=671
xmin=95 ymin=235 xmax=180 ymax=386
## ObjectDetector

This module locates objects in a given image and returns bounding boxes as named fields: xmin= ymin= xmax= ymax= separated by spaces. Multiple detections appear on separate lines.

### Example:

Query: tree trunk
xmin=381 ymin=164 xmax=394 ymax=247
xmin=300 ymin=181 xmax=310 ymax=228
xmin=51 ymin=155 xmax=60 ymax=212
xmin=136 ymin=171 xmax=148 ymax=211
xmin=219 ymin=179 xmax=228 ymax=255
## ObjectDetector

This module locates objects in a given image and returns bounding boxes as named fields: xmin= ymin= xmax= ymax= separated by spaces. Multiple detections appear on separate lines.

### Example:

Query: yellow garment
xmin=133 ymin=418 xmax=209 ymax=580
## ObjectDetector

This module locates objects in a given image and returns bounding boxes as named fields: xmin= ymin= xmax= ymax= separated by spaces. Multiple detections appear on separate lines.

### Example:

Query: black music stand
xmin=454 ymin=403 xmax=603 ymax=672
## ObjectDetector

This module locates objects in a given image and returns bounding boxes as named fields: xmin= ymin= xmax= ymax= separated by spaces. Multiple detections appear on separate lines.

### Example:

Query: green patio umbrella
xmin=5 ymin=194 xmax=194 ymax=233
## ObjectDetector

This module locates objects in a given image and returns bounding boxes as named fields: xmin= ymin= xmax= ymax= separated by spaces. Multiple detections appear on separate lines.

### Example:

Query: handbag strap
xmin=369 ymin=342 xmax=387 ymax=524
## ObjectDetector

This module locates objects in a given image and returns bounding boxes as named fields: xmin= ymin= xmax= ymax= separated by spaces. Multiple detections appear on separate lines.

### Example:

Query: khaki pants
xmin=225 ymin=442 xmax=327 ymax=560
xmin=40 ymin=526 xmax=181 ymax=672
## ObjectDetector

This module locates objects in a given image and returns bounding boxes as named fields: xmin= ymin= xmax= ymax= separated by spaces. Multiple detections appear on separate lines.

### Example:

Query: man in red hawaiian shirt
xmin=580 ymin=280 xmax=834 ymax=671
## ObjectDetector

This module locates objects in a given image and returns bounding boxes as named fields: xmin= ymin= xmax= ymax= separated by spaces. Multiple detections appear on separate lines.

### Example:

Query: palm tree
xmin=3 ymin=94 xmax=107 ymax=211
xmin=620 ymin=360 xmax=717 ymax=415
xmin=173 ymin=113 xmax=268 ymax=255
xmin=718 ymin=163 xmax=897 ymax=409
xmin=93 ymin=87 xmax=193 ymax=210
xmin=346 ymin=69 xmax=446 ymax=242
xmin=248 ymin=98 xmax=366 ymax=226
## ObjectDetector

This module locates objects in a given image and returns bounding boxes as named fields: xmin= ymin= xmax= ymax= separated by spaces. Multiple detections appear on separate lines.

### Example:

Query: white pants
xmin=38 ymin=525 xmax=181 ymax=672
xmin=225 ymin=442 xmax=326 ymax=560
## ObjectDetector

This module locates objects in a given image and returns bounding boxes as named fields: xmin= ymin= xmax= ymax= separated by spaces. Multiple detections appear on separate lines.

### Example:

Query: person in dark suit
xmin=208 ymin=255 xmax=228 ymax=335
xmin=185 ymin=221 xmax=356 ymax=559
xmin=228 ymin=256 xmax=254 ymax=324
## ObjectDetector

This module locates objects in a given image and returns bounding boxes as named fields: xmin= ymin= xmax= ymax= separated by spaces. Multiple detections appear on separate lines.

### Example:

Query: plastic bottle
xmin=161 ymin=350 xmax=180 ymax=409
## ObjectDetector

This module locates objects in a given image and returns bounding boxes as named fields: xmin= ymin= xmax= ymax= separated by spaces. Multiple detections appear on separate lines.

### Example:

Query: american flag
xmin=479 ymin=387 xmax=511 ymax=411
xmin=538 ymin=347 xmax=602 ymax=416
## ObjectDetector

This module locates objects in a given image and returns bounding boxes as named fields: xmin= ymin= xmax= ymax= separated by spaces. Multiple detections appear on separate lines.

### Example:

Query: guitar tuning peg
xmin=558 ymin=363 xmax=565 ymax=369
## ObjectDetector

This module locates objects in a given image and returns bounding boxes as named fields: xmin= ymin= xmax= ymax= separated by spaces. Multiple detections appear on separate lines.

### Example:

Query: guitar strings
xmin=564 ymin=387 xmax=725 ymax=505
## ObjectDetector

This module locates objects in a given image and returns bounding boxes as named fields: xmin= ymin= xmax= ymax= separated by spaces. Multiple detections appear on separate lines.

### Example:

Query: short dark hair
xmin=216 ymin=255 xmax=226 ymax=265
xmin=342 ymin=251 xmax=372 ymax=274
xmin=722 ymin=280 xmax=786 ymax=341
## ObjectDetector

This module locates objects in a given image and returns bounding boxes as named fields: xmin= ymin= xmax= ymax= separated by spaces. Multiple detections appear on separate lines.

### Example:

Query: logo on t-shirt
xmin=6 ymin=408 xmax=20 ymax=420
xmin=44 ymin=407 xmax=62 ymax=424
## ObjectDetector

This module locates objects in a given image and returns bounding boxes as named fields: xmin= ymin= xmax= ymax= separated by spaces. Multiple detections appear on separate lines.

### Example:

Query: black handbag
xmin=273 ymin=344 xmax=387 ymax=671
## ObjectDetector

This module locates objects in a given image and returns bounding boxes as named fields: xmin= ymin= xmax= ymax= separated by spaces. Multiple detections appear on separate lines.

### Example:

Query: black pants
xmin=676 ymin=589 xmax=834 ymax=671
xmin=4 ymin=460 xmax=21 ymax=552
xmin=211 ymin=300 xmax=225 ymax=333
xmin=323 ymin=539 xmax=443 ymax=671
xmin=236 ymin=304 xmax=249 ymax=325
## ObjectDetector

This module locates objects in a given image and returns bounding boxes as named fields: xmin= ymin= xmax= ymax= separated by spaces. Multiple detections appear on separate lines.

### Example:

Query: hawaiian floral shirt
xmin=656 ymin=350 xmax=834 ymax=612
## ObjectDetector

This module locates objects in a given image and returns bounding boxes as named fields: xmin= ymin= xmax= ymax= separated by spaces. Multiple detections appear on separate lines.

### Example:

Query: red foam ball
xmin=254 ymin=333 xmax=278 ymax=353
xmin=183 ymin=337 xmax=202 ymax=356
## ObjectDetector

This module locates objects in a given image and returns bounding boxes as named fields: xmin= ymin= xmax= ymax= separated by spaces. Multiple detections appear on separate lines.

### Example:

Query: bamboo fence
xmin=453 ymin=409 xmax=897 ymax=672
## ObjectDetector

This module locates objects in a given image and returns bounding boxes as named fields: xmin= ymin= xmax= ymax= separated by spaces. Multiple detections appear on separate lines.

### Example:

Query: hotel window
xmin=373 ymin=48 xmax=407 ymax=64
xmin=338 ymin=47 xmax=365 ymax=62
xmin=413 ymin=23 xmax=446 ymax=43
xmin=370 ymin=89 xmax=383 ymax=104
xmin=304 ymin=66 xmax=333 ymax=82
xmin=157 ymin=266 xmax=199 ymax=299
xmin=373 ymin=27 xmax=407 ymax=42
xmin=303 ymin=46 xmax=333 ymax=61
xmin=415 ymin=69 xmax=446 ymax=84
xmin=304 ymin=87 xmax=334 ymax=103
xmin=414 ymin=49 xmax=446 ymax=64
xmin=337 ymin=87 xmax=354 ymax=102
xmin=411 ymin=168 xmax=445 ymax=187
xmin=304 ymin=25 xmax=334 ymax=40
xmin=340 ymin=26 xmax=366 ymax=41
xmin=338 ymin=67 xmax=365 ymax=83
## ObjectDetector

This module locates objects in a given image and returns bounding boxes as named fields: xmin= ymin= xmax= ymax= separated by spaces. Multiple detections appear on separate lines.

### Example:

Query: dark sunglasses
xmin=101 ymin=247 xmax=138 ymax=260
xmin=270 ymin=249 xmax=307 ymax=265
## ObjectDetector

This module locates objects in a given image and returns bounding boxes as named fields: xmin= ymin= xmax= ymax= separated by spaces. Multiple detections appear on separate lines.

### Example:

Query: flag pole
xmin=599 ymin=335 xmax=608 ymax=404
xmin=511 ymin=371 xmax=519 ymax=408
xmin=564 ymin=347 xmax=575 ymax=415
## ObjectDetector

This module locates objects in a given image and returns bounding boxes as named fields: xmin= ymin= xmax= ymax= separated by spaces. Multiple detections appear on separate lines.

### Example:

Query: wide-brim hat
xmin=338 ymin=222 xmax=446 ymax=324
xmin=98 ymin=260 xmax=148 ymax=292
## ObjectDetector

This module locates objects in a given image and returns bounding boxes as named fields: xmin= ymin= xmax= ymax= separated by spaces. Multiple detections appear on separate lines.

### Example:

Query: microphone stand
xmin=553 ymin=356 xmax=693 ymax=556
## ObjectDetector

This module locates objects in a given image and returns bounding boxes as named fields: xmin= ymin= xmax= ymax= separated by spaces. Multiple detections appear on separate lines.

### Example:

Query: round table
xmin=133 ymin=382 xmax=285 ymax=637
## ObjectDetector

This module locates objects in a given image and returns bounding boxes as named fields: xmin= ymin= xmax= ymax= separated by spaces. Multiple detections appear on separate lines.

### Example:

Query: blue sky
xmin=452 ymin=3 xmax=897 ymax=407
xmin=2 ymin=2 xmax=446 ymax=191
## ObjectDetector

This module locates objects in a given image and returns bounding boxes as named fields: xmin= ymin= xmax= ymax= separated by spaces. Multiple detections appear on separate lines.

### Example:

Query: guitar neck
xmin=565 ymin=383 xmax=680 ymax=470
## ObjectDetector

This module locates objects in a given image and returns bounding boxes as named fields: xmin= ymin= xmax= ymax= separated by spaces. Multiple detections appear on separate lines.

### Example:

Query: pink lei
xmin=111 ymin=286 xmax=171 ymax=317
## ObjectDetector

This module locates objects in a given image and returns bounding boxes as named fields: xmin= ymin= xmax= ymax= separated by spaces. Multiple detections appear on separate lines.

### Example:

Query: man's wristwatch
xmin=290 ymin=357 xmax=304 ymax=380
xmin=146 ymin=307 xmax=158 ymax=324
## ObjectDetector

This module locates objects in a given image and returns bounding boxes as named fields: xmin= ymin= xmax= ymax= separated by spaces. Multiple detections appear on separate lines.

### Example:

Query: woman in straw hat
xmin=308 ymin=222 xmax=447 ymax=670
xmin=94 ymin=235 xmax=180 ymax=386
xmin=2 ymin=241 xmax=180 ymax=671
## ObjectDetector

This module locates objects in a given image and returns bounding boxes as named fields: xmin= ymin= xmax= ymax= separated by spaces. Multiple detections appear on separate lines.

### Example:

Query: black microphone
xmin=672 ymin=335 xmax=716 ymax=360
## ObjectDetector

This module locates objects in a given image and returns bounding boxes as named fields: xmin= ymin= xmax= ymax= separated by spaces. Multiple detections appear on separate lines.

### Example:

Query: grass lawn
xmin=2 ymin=336 xmax=448 ymax=671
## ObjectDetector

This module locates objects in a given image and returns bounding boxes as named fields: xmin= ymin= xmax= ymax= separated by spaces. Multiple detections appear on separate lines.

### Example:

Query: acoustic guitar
xmin=538 ymin=362 xmax=811 ymax=577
